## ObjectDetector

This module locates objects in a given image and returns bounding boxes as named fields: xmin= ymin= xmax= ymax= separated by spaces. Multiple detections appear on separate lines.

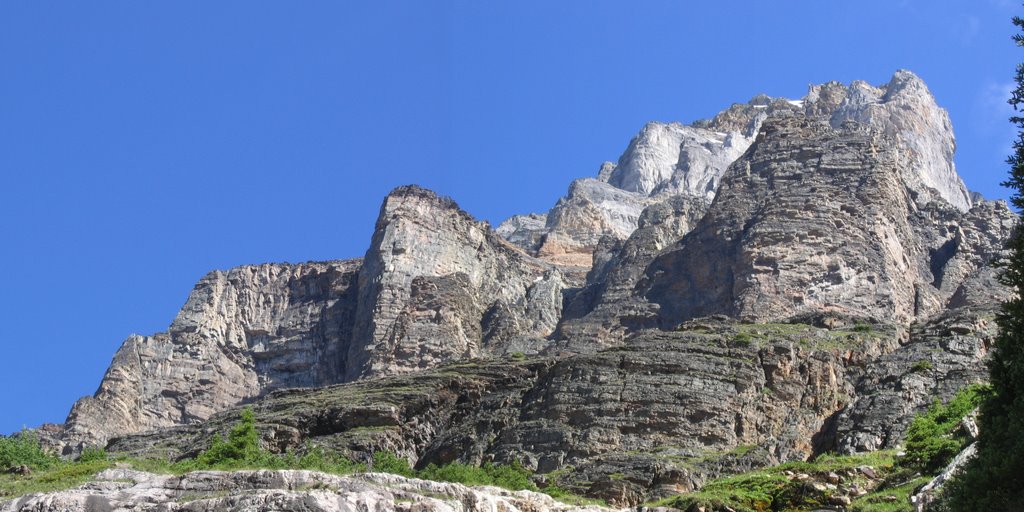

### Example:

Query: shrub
xmin=295 ymin=444 xmax=363 ymax=474
xmin=77 ymin=447 xmax=107 ymax=464
xmin=910 ymin=359 xmax=933 ymax=373
xmin=896 ymin=385 xmax=986 ymax=474
xmin=0 ymin=431 xmax=57 ymax=471
xmin=197 ymin=408 xmax=262 ymax=466
xmin=371 ymin=451 xmax=415 ymax=477
xmin=733 ymin=332 xmax=753 ymax=346
xmin=853 ymin=324 xmax=873 ymax=333
xmin=656 ymin=471 xmax=792 ymax=512
xmin=419 ymin=460 xmax=536 ymax=491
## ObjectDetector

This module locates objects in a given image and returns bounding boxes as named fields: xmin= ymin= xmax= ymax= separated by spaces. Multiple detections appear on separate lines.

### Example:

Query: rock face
xmin=498 ymin=70 xmax=974 ymax=270
xmin=818 ymin=71 xmax=972 ymax=212
xmin=562 ymin=111 xmax=1011 ymax=344
xmin=497 ymin=99 xmax=773 ymax=266
xmin=1 ymin=469 xmax=613 ymax=512
xmin=62 ymin=186 xmax=582 ymax=450
xmin=348 ymin=186 xmax=578 ymax=380
xmin=45 ymin=70 xmax=1019 ymax=507
xmin=63 ymin=260 xmax=363 ymax=452
xmin=103 ymin=321 xmax=904 ymax=505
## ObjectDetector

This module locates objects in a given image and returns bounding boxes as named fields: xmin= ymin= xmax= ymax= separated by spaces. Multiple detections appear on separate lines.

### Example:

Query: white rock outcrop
xmin=0 ymin=469 xmax=617 ymax=512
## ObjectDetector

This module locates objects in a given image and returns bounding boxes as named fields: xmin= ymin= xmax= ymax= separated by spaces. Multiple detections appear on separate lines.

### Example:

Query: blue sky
xmin=0 ymin=1 xmax=1020 ymax=435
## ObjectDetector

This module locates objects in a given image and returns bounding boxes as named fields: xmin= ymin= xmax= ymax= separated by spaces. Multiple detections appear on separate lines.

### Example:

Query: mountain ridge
xmin=25 ymin=69 xmax=1016 ymax=508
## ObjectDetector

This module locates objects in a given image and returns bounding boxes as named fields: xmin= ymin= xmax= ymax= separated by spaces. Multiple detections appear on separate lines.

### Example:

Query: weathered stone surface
xmin=833 ymin=308 xmax=1000 ymax=453
xmin=1 ymin=469 xmax=614 ymax=512
xmin=817 ymin=70 xmax=972 ymax=211
xmin=640 ymin=114 xmax=932 ymax=325
xmin=556 ymin=195 xmax=711 ymax=346
xmin=62 ymin=186 xmax=584 ymax=451
xmin=346 ymin=185 xmax=581 ymax=379
xmin=499 ymin=70 xmax=970 ymax=272
xmin=499 ymin=98 xmax=776 ymax=264
xmin=495 ymin=213 xmax=548 ymax=253
xmin=911 ymin=442 xmax=978 ymax=511
xmin=563 ymin=110 xmax=1012 ymax=343
xmin=104 ymin=322 xmax=906 ymax=505
xmin=62 ymin=260 xmax=363 ymax=452
xmin=535 ymin=179 xmax=657 ymax=267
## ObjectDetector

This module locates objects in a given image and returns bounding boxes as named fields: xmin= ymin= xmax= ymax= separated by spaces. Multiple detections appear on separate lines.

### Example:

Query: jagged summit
xmin=498 ymin=70 xmax=974 ymax=269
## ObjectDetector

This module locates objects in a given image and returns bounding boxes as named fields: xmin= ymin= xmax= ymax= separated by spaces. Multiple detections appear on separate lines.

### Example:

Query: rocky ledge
xmin=1 ymin=469 xmax=615 ymax=512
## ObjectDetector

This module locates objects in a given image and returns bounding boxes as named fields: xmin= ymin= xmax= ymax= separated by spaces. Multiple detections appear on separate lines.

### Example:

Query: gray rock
xmin=346 ymin=185 xmax=581 ymax=379
xmin=495 ymin=213 xmax=548 ymax=253
xmin=62 ymin=186 xmax=586 ymax=451
xmin=62 ymin=260 xmax=363 ymax=452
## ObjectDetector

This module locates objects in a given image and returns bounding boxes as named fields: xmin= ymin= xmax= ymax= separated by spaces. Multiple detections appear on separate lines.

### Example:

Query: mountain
xmin=16 ymin=70 xmax=1015 ymax=509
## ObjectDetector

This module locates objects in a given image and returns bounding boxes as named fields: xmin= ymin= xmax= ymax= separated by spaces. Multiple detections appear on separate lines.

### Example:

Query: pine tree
xmin=944 ymin=15 xmax=1024 ymax=512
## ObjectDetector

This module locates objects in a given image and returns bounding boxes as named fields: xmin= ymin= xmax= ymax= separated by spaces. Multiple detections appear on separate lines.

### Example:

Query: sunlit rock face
xmin=498 ymin=70 xmax=974 ymax=269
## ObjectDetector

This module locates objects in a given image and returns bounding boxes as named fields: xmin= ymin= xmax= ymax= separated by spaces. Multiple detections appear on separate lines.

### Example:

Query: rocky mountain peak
xmin=498 ymin=70 xmax=974 ymax=271
xmin=809 ymin=70 xmax=972 ymax=211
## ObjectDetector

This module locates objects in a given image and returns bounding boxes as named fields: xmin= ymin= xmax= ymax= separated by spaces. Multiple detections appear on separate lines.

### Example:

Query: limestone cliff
xmin=561 ymin=112 xmax=1011 ymax=344
xmin=346 ymin=185 xmax=579 ymax=380
xmin=61 ymin=187 xmax=583 ymax=451
xmin=62 ymin=260 xmax=361 ymax=452
xmin=498 ymin=70 xmax=975 ymax=269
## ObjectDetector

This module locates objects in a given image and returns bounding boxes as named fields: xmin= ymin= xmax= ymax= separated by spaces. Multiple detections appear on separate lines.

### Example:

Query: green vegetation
xmin=77 ymin=446 xmax=107 ymax=464
xmin=733 ymin=331 xmax=753 ymax=346
xmin=419 ymin=460 xmax=535 ymax=490
xmin=910 ymin=359 xmax=933 ymax=373
xmin=896 ymin=385 xmax=986 ymax=474
xmin=649 ymin=384 xmax=987 ymax=511
xmin=0 ymin=432 xmax=118 ymax=498
xmin=370 ymin=451 xmax=415 ymax=477
xmin=1 ymin=411 xmax=592 ymax=505
xmin=654 ymin=471 xmax=792 ymax=512
xmin=0 ymin=431 xmax=58 ymax=471
xmin=0 ymin=458 xmax=114 ymax=499
xmin=196 ymin=408 xmax=261 ymax=466
xmin=848 ymin=476 xmax=931 ymax=512
xmin=370 ymin=453 xmax=598 ymax=504
xmin=944 ymin=14 xmax=1024 ymax=510
xmin=651 ymin=451 xmax=901 ymax=512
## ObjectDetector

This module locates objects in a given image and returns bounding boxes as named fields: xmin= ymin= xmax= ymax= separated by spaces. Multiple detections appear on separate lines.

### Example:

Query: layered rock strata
xmin=104 ymin=321 xmax=904 ymax=505
xmin=562 ymin=112 xmax=1011 ymax=344
xmin=63 ymin=260 xmax=362 ymax=452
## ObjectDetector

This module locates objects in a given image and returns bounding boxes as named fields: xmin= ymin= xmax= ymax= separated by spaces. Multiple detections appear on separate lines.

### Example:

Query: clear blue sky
xmin=0 ymin=1 xmax=1019 ymax=435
